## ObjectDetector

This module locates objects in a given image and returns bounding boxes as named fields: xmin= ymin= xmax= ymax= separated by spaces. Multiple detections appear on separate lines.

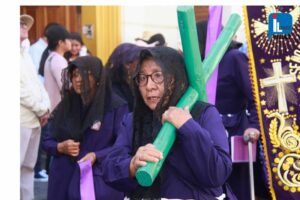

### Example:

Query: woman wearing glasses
xmin=101 ymin=47 xmax=235 ymax=199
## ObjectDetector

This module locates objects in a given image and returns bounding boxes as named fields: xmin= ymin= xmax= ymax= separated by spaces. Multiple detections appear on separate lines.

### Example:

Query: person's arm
xmin=20 ymin=56 xmax=50 ymax=117
xmin=166 ymin=106 xmax=232 ymax=188
xmin=41 ymin=121 xmax=60 ymax=156
xmin=42 ymin=120 xmax=80 ymax=157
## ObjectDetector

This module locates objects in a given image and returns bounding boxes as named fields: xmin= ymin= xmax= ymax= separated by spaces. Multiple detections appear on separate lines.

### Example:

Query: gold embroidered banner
xmin=244 ymin=6 xmax=300 ymax=199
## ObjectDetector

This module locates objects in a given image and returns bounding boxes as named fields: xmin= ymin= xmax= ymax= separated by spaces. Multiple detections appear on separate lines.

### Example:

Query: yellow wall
xmin=81 ymin=6 xmax=121 ymax=64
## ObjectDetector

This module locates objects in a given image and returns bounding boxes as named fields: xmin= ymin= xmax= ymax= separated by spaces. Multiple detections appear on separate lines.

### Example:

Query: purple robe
xmin=215 ymin=49 xmax=269 ymax=200
xmin=42 ymin=104 xmax=128 ymax=200
xmin=216 ymin=49 xmax=258 ymax=132
xmin=101 ymin=105 xmax=233 ymax=200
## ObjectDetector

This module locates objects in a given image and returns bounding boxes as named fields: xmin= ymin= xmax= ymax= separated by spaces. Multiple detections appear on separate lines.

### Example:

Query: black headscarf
xmin=130 ymin=47 xmax=188 ymax=198
xmin=51 ymin=56 xmax=122 ymax=142
xmin=106 ymin=43 xmax=144 ymax=111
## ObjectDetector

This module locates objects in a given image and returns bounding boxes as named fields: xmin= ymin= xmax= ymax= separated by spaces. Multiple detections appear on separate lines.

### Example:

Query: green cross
xmin=136 ymin=6 xmax=241 ymax=186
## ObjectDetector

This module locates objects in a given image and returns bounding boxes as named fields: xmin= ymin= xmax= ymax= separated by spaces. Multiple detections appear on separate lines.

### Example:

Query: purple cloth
xmin=79 ymin=160 xmax=95 ymax=200
xmin=244 ymin=6 xmax=300 ymax=200
xmin=216 ymin=49 xmax=258 ymax=130
xmin=42 ymin=103 xmax=128 ymax=200
xmin=101 ymin=103 xmax=232 ymax=200
xmin=205 ymin=6 xmax=222 ymax=104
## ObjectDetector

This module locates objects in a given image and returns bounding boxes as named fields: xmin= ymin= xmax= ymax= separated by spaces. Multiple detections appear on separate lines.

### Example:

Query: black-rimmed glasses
xmin=135 ymin=71 xmax=164 ymax=86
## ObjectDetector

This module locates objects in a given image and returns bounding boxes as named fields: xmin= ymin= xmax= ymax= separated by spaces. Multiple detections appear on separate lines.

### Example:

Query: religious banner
xmin=244 ymin=6 xmax=300 ymax=199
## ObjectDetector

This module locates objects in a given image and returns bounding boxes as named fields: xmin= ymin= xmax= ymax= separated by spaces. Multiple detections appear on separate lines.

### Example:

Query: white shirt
xmin=20 ymin=46 xmax=50 ymax=128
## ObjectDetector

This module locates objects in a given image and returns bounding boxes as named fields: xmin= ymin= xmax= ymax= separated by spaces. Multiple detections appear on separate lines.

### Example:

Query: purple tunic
xmin=216 ymin=49 xmax=269 ymax=200
xmin=216 ymin=49 xmax=258 ymax=132
xmin=101 ymin=105 xmax=233 ymax=200
xmin=42 ymin=104 xmax=128 ymax=200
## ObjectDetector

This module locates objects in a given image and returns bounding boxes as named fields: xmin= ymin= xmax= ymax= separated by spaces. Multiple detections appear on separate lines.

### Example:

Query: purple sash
xmin=79 ymin=160 xmax=96 ymax=200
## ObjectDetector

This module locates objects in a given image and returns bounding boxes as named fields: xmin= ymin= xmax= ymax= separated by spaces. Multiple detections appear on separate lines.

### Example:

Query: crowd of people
xmin=20 ymin=13 xmax=271 ymax=200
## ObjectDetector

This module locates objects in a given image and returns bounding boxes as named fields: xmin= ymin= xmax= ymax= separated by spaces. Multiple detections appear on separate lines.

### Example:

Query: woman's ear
xmin=57 ymin=40 xmax=64 ymax=47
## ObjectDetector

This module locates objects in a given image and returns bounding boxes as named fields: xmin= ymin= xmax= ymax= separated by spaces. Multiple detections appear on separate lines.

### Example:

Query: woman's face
xmin=126 ymin=60 xmax=139 ymax=78
xmin=71 ymin=68 xmax=82 ymax=94
xmin=70 ymin=40 xmax=82 ymax=56
xmin=137 ymin=58 xmax=165 ymax=111
xmin=62 ymin=39 xmax=72 ymax=52
xmin=71 ymin=68 xmax=96 ymax=98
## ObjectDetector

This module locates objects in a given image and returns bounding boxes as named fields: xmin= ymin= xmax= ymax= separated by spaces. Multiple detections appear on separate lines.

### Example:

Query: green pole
xmin=177 ymin=6 xmax=206 ymax=101
xmin=135 ymin=87 xmax=198 ymax=186
xmin=203 ymin=14 xmax=241 ymax=82
xmin=136 ymin=6 xmax=241 ymax=187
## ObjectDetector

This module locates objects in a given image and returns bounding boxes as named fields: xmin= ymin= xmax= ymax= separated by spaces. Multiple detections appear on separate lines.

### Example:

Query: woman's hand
xmin=243 ymin=128 xmax=260 ymax=143
xmin=162 ymin=106 xmax=192 ymax=129
xmin=57 ymin=139 xmax=80 ymax=157
xmin=78 ymin=152 xmax=96 ymax=165
xmin=129 ymin=144 xmax=163 ymax=177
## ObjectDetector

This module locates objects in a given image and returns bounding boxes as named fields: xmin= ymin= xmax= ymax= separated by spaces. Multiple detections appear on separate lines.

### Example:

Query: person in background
xmin=39 ymin=24 xmax=71 ymax=113
xmin=64 ymin=32 xmax=91 ymax=63
xmin=135 ymin=31 xmax=166 ymax=47
xmin=29 ymin=22 xmax=59 ymax=182
xmin=106 ymin=43 xmax=144 ymax=111
xmin=197 ymin=20 xmax=270 ymax=200
xmin=37 ymin=24 xmax=71 ymax=179
xmin=20 ymin=14 xmax=50 ymax=200
xmin=29 ymin=22 xmax=59 ymax=83
xmin=101 ymin=47 xmax=235 ymax=199
xmin=42 ymin=56 xmax=128 ymax=200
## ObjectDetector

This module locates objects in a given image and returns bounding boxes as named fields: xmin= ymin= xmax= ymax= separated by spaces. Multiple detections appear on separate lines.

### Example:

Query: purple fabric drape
xmin=205 ymin=6 xmax=223 ymax=104
xmin=244 ymin=6 xmax=300 ymax=199
xmin=79 ymin=160 xmax=96 ymax=200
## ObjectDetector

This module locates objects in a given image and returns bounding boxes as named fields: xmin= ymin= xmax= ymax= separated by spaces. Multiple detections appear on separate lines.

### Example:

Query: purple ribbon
xmin=205 ymin=6 xmax=223 ymax=104
xmin=79 ymin=160 xmax=96 ymax=200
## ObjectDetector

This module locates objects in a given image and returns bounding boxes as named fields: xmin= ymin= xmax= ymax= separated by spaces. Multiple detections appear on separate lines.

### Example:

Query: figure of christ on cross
xmin=261 ymin=61 xmax=296 ymax=113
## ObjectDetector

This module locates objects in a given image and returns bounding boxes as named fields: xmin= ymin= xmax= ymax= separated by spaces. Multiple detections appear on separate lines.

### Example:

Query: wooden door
xmin=20 ymin=6 xmax=80 ymax=44
xmin=194 ymin=6 xmax=209 ymax=22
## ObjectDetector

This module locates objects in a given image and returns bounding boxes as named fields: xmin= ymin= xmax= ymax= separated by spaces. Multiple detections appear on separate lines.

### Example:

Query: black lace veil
xmin=51 ymin=56 xmax=110 ymax=142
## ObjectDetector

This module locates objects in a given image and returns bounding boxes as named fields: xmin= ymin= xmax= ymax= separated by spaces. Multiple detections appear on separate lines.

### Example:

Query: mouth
xmin=73 ymin=85 xmax=81 ymax=91
xmin=146 ymin=96 xmax=160 ymax=103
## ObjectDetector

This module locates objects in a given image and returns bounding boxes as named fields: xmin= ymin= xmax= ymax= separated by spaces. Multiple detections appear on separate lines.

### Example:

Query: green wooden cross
xmin=136 ymin=6 xmax=241 ymax=186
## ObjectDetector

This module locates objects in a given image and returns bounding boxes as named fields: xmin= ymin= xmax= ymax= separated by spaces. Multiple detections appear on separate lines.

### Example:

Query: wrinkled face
xmin=70 ymin=40 xmax=82 ymax=56
xmin=138 ymin=58 xmax=164 ymax=111
xmin=71 ymin=68 xmax=96 ymax=98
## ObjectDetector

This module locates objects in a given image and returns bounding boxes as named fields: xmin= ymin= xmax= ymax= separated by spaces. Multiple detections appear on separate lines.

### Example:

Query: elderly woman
xmin=101 ymin=47 xmax=235 ymax=199
xmin=42 ymin=56 xmax=128 ymax=200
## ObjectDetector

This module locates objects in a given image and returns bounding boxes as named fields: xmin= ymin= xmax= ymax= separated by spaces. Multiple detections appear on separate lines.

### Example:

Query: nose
xmin=74 ymin=74 xmax=82 ymax=82
xmin=145 ymin=76 xmax=157 ymax=90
